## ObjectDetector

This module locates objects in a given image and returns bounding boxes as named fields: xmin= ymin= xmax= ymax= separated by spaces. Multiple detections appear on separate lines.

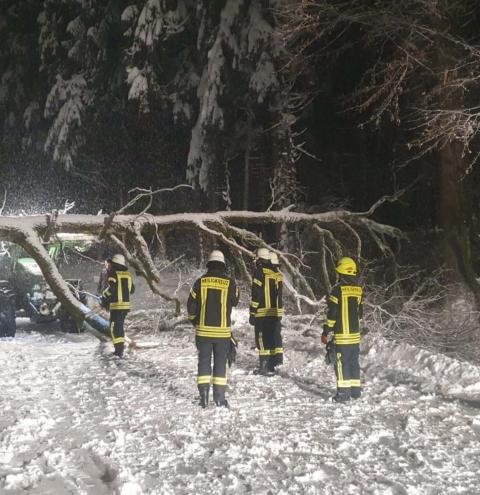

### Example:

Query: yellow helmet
xmin=335 ymin=257 xmax=357 ymax=276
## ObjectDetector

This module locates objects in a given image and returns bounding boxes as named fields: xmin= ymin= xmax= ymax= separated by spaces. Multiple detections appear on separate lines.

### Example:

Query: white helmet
xmin=256 ymin=247 xmax=270 ymax=260
xmin=208 ymin=250 xmax=225 ymax=264
xmin=111 ymin=253 xmax=126 ymax=266
xmin=270 ymin=253 xmax=279 ymax=265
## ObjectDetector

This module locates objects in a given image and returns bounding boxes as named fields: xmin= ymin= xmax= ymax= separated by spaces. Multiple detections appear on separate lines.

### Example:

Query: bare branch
xmin=116 ymin=184 xmax=193 ymax=215
xmin=60 ymin=200 xmax=75 ymax=214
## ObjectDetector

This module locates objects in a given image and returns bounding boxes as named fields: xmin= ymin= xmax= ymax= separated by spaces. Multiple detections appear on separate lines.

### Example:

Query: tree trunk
xmin=0 ymin=207 xmax=402 ymax=316
xmin=438 ymin=139 xmax=480 ymax=306
xmin=243 ymin=126 xmax=251 ymax=211
xmin=435 ymin=48 xmax=480 ymax=307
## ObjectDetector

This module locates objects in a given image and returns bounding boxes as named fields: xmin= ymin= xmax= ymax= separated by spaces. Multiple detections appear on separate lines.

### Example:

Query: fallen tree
xmin=0 ymin=204 xmax=404 ymax=332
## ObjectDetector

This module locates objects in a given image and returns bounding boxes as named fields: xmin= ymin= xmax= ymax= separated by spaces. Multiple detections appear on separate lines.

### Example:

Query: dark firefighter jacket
xmin=101 ymin=266 xmax=135 ymax=311
xmin=187 ymin=266 xmax=239 ymax=338
xmin=324 ymin=277 xmax=363 ymax=345
xmin=250 ymin=262 xmax=283 ymax=319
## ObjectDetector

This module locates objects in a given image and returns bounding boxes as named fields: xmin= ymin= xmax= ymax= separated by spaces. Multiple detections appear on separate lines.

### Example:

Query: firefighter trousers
xmin=334 ymin=343 xmax=361 ymax=399
xmin=272 ymin=319 xmax=283 ymax=366
xmin=196 ymin=336 xmax=229 ymax=403
xmin=110 ymin=310 xmax=127 ymax=357
xmin=254 ymin=317 xmax=278 ymax=371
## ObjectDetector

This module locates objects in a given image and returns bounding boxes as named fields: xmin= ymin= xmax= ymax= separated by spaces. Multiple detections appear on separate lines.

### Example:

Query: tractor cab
xmin=0 ymin=233 xmax=96 ymax=335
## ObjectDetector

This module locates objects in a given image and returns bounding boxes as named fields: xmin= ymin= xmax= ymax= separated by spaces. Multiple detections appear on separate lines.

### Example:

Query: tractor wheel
xmin=0 ymin=312 xmax=15 ymax=337
xmin=59 ymin=311 xmax=79 ymax=333
xmin=0 ymin=314 xmax=7 ymax=337
xmin=0 ymin=298 xmax=16 ymax=337
xmin=6 ymin=301 xmax=16 ymax=337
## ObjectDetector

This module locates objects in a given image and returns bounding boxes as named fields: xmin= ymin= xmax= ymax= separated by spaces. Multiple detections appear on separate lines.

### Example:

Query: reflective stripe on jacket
xmin=187 ymin=268 xmax=239 ymax=338
xmin=325 ymin=278 xmax=363 ymax=345
xmin=250 ymin=263 xmax=283 ymax=319
xmin=102 ymin=268 xmax=134 ymax=311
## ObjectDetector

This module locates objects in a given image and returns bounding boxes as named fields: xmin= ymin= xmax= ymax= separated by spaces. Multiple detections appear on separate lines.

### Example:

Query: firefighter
xmin=269 ymin=252 xmax=284 ymax=368
xmin=187 ymin=250 xmax=239 ymax=408
xmin=322 ymin=257 xmax=363 ymax=402
xmin=249 ymin=248 xmax=283 ymax=374
xmin=100 ymin=253 xmax=134 ymax=358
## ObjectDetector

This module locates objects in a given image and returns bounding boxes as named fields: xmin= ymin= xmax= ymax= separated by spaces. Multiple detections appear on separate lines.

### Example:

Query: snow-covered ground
xmin=1 ymin=309 xmax=480 ymax=495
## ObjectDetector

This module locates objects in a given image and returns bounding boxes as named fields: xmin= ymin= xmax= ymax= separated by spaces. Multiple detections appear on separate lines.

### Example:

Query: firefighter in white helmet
xmin=100 ymin=253 xmax=135 ymax=358
xmin=249 ymin=248 xmax=283 ymax=374
xmin=187 ymin=250 xmax=239 ymax=407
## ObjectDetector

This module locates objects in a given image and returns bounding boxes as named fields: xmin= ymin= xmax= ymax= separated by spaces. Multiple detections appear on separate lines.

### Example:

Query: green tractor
xmin=0 ymin=234 xmax=95 ymax=336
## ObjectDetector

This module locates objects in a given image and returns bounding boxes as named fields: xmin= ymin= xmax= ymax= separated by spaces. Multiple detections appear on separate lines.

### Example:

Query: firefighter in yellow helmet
xmin=322 ymin=257 xmax=363 ymax=401
xmin=187 ymin=250 xmax=239 ymax=408
xmin=249 ymin=248 xmax=283 ymax=374
xmin=100 ymin=253 xmax=135 ymax=358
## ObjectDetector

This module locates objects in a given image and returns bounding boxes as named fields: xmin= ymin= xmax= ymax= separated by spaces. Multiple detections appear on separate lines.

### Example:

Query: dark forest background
xmin=2 ymin=0 xmax=480 ymax=309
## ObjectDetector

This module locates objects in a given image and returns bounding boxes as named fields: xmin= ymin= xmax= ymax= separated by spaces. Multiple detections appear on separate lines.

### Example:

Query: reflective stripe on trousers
xmin=196 ymin=336 xmax=229 ymax=402
xmin=110 ymin=310 xmax=127 ymax=356
xmin=334 ymin=344 xmax=361 ymax=397
xmin=254 ymin=318 xmax=276 ymax=358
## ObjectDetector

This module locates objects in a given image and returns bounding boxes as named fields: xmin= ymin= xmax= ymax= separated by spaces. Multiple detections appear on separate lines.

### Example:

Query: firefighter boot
xmin=332 ymin=392 xmax=351 ymax=403
xmin=214 ymin=397 xmax=229 ymax=408
xmin=274 ymin=353 xmax=284 ymax=367
xmin=199 ymin=385 xmax=210 ymax=408
xmin=114 ymin=343 xmax=124 ymax=358
xmin=351 ymin=388 xmax=361 ymax=399
xmin=267 ymin=354 xmax=277 ymax=372
xmin=253 ymin=356 xmax=270 ymax=375
xmin=213 ymin=385 xmax=229 ymax=407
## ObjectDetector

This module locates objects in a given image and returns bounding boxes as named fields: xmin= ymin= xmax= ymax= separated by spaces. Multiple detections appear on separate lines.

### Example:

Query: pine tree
xmin=39 ymin=0 xmax=129 ymax=170
xmin=1 ymin=0 xmax=293 ymax=212
xmin=0 ymin=0 xmax=43 ymax=150
xmin=187 ymin=0 xmax=289 ymax=209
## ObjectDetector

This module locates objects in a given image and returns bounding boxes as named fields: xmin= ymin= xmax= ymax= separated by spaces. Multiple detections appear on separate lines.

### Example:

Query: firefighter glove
xmin=249 ymin=315 xmax=256 ymax=325
xmin=321 ymin=334 xmax=329 ymax=345
xmin=325 ymin=340 xmax=336 ymax=366
xmin=227 ymin=335 xmax=238 ymax=367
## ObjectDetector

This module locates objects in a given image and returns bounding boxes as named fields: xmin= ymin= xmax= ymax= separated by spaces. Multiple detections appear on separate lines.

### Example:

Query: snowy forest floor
xmin=1 ymin=307 xmax=480 ymax=495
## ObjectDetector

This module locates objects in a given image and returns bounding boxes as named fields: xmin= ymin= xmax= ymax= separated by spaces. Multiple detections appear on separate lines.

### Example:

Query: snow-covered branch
xmin=0 ymin=204 xmax=404 ymax=318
